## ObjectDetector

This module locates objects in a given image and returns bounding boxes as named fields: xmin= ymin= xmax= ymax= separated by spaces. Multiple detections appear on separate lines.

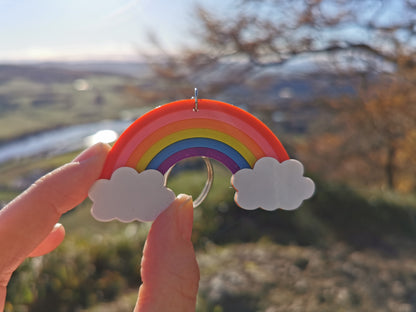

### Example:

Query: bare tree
xmin=135 ymin=0 xmax=416 ymax=190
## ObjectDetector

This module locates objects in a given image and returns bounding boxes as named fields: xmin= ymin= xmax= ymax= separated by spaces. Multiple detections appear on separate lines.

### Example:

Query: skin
xmin=0 ymin=143 xmax=200 ymax=311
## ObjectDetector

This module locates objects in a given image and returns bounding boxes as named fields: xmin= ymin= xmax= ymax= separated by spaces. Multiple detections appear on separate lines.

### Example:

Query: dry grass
xmin=197 ymin=241 xmax=416 ymax=312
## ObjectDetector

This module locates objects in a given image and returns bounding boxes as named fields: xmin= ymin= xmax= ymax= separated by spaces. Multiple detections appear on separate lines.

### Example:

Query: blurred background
xmin=1 ymin=0 xmax=416 ymax=311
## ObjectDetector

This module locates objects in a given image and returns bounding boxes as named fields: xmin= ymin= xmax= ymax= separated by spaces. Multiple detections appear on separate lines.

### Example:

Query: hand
xmin=0 ymin=143 xmax=200 ymax=311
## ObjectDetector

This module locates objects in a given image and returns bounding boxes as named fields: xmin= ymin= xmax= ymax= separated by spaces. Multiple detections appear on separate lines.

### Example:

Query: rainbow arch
xmin=100 ymin=99 xmax=289 ymax=179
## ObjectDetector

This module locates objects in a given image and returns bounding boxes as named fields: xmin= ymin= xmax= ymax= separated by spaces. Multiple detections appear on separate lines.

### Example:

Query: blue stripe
xmin=147 ymin=138 xmax=250 ymax=170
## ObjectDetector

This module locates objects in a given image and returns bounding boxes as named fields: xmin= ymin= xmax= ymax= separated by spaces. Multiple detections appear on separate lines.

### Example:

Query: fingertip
xmin=53 ymin=223 xmax=65 ymax=235
xmin=146 ymin=194 xmax=194 ymax=246
xmin=28 ymin=223 xmax=66 ymax=257
xmin=73 ymin=142 xmax=111 ymax=163
xmin=176 ymin=193 xmax=192 ymax=202
xmin=48 ymin=143 xmax=110 ymax=214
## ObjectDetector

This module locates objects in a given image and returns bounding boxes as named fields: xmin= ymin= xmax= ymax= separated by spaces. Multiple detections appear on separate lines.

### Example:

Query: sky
xmin=0 ymin=0 xmax=408 ymax=64
xmin=0 ymin=0 xmax=230 ymax=63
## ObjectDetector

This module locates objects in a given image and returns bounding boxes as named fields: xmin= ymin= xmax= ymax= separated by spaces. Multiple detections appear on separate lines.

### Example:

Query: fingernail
xmin=176 ymin=194 xmax=194 ymax=241
xmin=51 ymin=223 xmax=66 ymax=235
xmin=73 ymin=143 xmax=111 ymax=163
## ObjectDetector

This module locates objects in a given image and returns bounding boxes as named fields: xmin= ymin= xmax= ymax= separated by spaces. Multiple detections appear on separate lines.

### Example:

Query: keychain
xmin=88 ymin=90 xmax=315 ymax=222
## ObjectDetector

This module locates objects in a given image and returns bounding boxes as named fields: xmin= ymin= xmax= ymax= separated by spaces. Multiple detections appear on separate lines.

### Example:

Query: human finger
xmin=28 ymin=223 xmax=66 ymax=257
xmin=0 ymin=143 xmax=110 ymax=278
xmin=134 ymin=194 xmax=200 ymax=312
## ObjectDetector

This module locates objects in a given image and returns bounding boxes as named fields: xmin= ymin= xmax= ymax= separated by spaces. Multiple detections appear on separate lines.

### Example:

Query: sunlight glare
xmin=84 ymin=130 xmax=118 ymax=146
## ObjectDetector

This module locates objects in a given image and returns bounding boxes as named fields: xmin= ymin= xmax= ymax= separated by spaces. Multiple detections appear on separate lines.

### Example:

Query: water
xmin=0 ymin=120 xmax=131 ymax=164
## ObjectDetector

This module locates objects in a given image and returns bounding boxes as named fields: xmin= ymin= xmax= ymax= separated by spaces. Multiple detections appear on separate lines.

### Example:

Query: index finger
xmin=0 ymin=143 xmax=110 ymax=274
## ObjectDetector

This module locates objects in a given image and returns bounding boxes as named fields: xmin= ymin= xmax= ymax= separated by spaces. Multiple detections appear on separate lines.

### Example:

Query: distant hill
xmin=0 ymin=64 xmax=88 ymax=84
xmin=0 ymin=61 xmax=357 ymax=99
xmin=36 ymin=61 xmax=151 ymax=78
xmin=0 ymin=61 xmax=150 ymax=84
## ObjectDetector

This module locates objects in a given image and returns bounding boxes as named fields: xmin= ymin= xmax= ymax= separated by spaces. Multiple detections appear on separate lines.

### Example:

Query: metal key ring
xmin=164 ymin=157 xmax=214 ymax=208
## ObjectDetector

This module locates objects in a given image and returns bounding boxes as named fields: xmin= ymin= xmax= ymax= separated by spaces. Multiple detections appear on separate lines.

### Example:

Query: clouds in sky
xmin=89 ymin=167 xmax=175 ymax=222
xmin=232 ymin=157 xmax=315 ymax=211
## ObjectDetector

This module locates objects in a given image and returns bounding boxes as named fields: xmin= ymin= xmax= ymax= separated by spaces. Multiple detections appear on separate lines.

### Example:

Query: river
xmin=0 ymin=120 xmax=132 ymax=164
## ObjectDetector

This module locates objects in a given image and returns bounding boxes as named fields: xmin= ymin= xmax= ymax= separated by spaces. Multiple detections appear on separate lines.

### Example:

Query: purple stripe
xmin=158 ymin=147 xmax=241 ymax=174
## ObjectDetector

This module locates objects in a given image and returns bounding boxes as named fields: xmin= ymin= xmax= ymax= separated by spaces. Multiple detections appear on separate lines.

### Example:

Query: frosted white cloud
xmin=232 ymin=157 xmax=315 ymax=211
xmin=88 ymin=167 xmax=175 ymax=222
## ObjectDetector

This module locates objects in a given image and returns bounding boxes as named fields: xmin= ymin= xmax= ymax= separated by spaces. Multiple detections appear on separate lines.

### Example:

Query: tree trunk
xmin=385 ymin=144 xmax=396 ymax=190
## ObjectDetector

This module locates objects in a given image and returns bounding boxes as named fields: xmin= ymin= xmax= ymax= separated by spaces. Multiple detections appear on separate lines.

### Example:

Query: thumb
xmin=135 ymin=194 xmax=200 ymax=312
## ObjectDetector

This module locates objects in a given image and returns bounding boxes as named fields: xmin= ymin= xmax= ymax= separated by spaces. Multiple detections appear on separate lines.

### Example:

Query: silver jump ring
xmin=164 ymin=157 xmax=214 ymax=208
xmin=192 ymin=87 xmax=199 ymax=112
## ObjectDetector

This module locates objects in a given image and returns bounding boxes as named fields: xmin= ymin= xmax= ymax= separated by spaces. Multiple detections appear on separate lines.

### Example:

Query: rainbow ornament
xmin=101 ymin=99 xmax=289 ymax=178
xmin=89 ymin=99 xmax=315 ymax=223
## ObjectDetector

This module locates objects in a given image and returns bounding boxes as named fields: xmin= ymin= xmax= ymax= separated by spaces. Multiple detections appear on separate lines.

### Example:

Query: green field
xmin=0 ymin=67 xmax=144 ymax=143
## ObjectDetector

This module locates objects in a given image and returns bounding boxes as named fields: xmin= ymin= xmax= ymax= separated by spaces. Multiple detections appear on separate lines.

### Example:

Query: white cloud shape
xmin=232 ymin=157 xmax=315 ymax=211
xmin=88 ymin=167 xmax=175 ymax=222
